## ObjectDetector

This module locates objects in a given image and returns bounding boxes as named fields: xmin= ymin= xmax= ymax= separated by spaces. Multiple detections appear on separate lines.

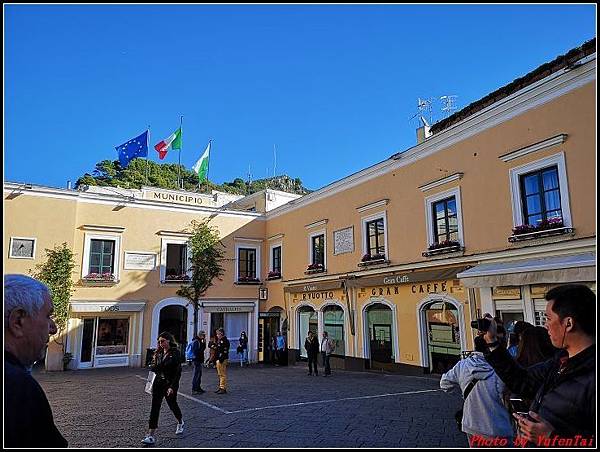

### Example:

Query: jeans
xmin=308 ymin=353 xmax=318 ymax=375
xmin=322 ymin=352 xmax=331 ymax=375
xmin=238 ymin=349 xmax=248 ymax=365
xmin=149 ymin=382 xmax=182 ymax=429
xmin=192 ymin=361 xmax=203 ymax=391
xmin=216 ymin=359 xmax=228 ymax=390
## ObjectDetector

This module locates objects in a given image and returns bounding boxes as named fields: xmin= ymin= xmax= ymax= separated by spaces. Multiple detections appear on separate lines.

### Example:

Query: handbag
xmin=145 ymin=371 xmax=156 ymax=395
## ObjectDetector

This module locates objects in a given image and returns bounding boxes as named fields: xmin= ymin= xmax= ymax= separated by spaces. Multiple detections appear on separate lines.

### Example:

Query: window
xmin=323 ymin=305 xmax=345 ymax=356
xmin=96 ymin=318 xmax=129 ymax=355
xmin=272 ymin=246 xmax=281 ymax=273
xmin=312 ymin=234 xmax=325 ymax=266
xmin=238 ymin=248 xmax=257 ymax=279
xmin=432 ymin=197 xmax=459 ymax=244
xmin=365 ymin=218 xmax=385 ymax=256
xmin=509 ymin=152 xmax=572 ymax=229
xmin=519 ymin=166 xmax=562 ymax=226
xmin=82 ymin=233 xmax=122 ymax=281
xmin=9 ymin=237 xmax=36 ymax=259
xmin=89 ymin=239 xmax=115 ymax=275
xmin=425 ymin=187 xmax=464 ymax=248
xmin=165 ymin=243 xmax=188 ymax=279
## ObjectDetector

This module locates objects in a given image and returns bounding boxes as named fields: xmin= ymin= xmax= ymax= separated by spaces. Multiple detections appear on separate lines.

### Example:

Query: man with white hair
xmin=4 ymin=274 xmax=68 ymax=447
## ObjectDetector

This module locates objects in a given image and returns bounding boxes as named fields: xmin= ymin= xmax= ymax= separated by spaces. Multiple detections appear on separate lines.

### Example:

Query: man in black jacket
xmin=483 ymin=284 xmax=595 ymax=446
xmin=215 ymin=328 xmax=230 ymax=394
xmin=191 ymin=331 xmax=207 ymax=394
xmin=4 ymin=274 xmax=68 ymax=448
xmin=304 ymin=330 xmax=319 ymax=376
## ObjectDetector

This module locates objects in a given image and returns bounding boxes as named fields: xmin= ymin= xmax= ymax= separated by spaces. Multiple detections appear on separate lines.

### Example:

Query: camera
xmin=470 ymin=318 xmax=491 ymax=331
xmin=509 ymin=398 xmax=530 ymax=415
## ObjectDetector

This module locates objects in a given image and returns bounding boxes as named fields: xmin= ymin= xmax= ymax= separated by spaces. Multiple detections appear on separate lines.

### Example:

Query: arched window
xmin=298 ymin=306 xmax=317 ymax=359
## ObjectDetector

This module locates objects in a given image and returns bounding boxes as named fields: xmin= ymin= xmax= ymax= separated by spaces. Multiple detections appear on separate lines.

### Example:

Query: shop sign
xmin=492 ymin=287 xmax=522 ymax=299
xmin=70 ymin=301 xmax=145 ymax=313
xmin=285 ymin=280 xmax=343 ymax=293
xmin=411 ymin=281 xmax=449 ymax=294
xmin=124 ymin=252 xmax=156 ymax=270
xmin=259 ymin=312 xmax=281 ymax=318
xmin=530 ymin=285 xmax=549 ymax=296
xmin=301 ymin=291 xmax=335 ymax=301
xmin=203 ymin=305 xmax=253 ymax=313
xmin=347 ymin=266 xmax=469 ymax=289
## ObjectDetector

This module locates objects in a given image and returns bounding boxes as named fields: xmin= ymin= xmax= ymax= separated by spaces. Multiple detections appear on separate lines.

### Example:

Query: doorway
xmin=158 ymin=305 xmax=188 ymax=361
xmin=423 ymin=301 xmax=461 ymax=374
xmin=366 ymin=303 xmax=394 ymax=371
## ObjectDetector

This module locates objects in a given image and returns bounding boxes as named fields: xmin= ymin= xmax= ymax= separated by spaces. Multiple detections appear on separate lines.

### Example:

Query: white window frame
xmin=269 ymin=241 xmax=283 ymax=274
xmin=82 ymin=233 xmax=122 ymax=280
xmin=234 ymin=241 xmax=261 ymax=282
xmin=424 ymin=187 xmax=465 ymax=247
xmin=9 ymin=236 xmax=37 ymax=259
xmin=160 ymin=237 xmax=191 ymax=282
xmin=360 ymin=211 xmax=388 ymax=258
xmin=509 ymin=152 xmax=572 ymax=228
xmin=308 ymin=229 xmax=327 ymax=269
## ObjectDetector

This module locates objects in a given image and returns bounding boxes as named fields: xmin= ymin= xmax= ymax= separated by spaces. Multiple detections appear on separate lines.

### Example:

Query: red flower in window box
xmin=238 ymin=276 xmax=260 ymax=283
xmin=84 ymin=272 xmax=116 ymax=281
xmin=428 ymin=240 xmax=461 ymax=251
xmin=361 ymin=253 xmax=386 ymax=262
xmin=268 ymin=271 xmax=281 ymax=279
xmin=307 ymin=263 xmax=324 ymax=271
xmin=165 ymin=274 xmax=191 ymax=281
xmin=512 ymin=217 xmax=563 ymax=235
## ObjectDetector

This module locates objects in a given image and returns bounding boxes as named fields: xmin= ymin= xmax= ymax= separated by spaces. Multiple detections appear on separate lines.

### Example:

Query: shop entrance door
xmin=79 ymin=318 xmax=97 ymax=369
xmin=366 ymin=303 xmax=394 ymax=371
xmin=423 ymin=301 xmax=461 ymax=374
xmin=260 ymin=316 xmax=279 ymax=363
xmin=159 ymin=305 xmax=188 ymax=362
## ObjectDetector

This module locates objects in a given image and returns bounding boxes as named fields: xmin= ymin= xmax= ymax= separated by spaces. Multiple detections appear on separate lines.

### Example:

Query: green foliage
xmin=30 ymin=243 xmax=76 ymax=334
xmin=176 ymin=220 xmax=226 ymax=308
xmin=75 ymin=159 xmax=311 ymax=195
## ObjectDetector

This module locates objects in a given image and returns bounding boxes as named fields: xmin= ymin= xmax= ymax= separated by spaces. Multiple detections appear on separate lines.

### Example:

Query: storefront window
xmin=96 ymin=318 xmax=129 ymax=355
xmin=323 ymin=305 xmax=345 ymax=356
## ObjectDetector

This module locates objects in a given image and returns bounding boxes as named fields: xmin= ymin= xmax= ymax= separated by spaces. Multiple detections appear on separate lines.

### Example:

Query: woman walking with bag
xmin=142 ymin=332 xmax=184 ymax=445
xmin=237 ymin=331 xmax=249 ymax=367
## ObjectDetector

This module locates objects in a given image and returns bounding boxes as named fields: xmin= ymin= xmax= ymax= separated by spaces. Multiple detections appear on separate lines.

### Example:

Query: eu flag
xmin=116 ymin=131 xmax=149 ymax=167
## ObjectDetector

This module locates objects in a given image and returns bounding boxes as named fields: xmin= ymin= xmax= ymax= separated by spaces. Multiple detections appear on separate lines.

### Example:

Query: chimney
xmin=67 ymin=180 xmax=72 ymax=190
xmin=416 ymin=116 xmax=432 ymax=144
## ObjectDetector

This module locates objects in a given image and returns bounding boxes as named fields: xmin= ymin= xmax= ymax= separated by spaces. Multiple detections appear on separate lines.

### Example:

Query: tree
xmin=176 ymin=220 xmax=226 ymax=334
xmin=30 ymin=243 xmax=76 ymax=360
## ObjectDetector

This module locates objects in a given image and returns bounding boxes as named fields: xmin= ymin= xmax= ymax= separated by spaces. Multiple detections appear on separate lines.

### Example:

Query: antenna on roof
xmin=440 ymin=95 xmax=458 ymax=118
xmin=409 ymin=97 xmax=434 ymax=128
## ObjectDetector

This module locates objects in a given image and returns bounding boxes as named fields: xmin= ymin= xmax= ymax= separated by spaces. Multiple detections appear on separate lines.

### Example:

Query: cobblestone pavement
xmin=35 ymin=363 xmax=468 ymax=448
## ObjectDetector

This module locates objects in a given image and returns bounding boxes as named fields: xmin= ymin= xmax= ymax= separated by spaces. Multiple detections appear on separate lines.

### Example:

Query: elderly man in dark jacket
xmin=4 ymin=274 xmax=68 ymax=448
xmin=482 ymin=284 xmax=595 ymax=447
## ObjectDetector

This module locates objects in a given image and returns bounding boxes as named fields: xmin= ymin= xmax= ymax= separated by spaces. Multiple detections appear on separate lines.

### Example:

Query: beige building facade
xmin=4 ymin=41 xmax=596 ymax=374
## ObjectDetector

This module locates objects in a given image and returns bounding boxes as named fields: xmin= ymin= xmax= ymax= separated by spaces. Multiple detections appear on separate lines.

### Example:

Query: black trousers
xmin=192 ymin=361 xmax=203 ymax=391
xmin=307 ymin=353 xmax=318 ymax=375
xmin=149 ymin=383 xmax=182 ymax=429
xmin=322 ymin=352 xmax=331 ymax=375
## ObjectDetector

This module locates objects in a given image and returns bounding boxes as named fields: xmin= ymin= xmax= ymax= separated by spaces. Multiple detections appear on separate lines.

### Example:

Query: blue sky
xmin=5 ymin=4 xmax=596 ymax=191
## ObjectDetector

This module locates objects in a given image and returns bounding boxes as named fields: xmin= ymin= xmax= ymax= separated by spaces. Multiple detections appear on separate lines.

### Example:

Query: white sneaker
xmin=175 ymin=420 xmax=184 ymax=434
xmin=141 ymin=435 xmax=156 ymax=445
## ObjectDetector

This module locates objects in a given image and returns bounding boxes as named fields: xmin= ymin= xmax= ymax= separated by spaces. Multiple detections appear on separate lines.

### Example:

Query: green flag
xmin=171 ymin=127 xmax=182 ymax=150
xmin=192 ymin=141 xmax=211 ymax=183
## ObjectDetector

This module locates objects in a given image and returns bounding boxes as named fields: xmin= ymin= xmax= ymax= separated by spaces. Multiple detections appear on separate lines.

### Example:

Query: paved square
xmin=35 ymin=364 xmax=468 ymax=447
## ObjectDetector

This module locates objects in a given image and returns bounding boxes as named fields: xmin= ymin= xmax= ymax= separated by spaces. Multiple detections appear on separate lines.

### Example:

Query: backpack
xmin=454 ymin=379 xmax=479 ymax=431
xmin=185 ymin=341 xmax=195 ymax=361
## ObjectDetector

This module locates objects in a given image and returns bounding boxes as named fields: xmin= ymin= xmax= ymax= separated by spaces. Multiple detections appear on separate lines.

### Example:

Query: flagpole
xmin=205 ymin=139 xmax=212 ymax=194
xmin=178 ymin=115 xmax=183 ymax=190
xmin=146 ymin=126 xmax=150 ymax=186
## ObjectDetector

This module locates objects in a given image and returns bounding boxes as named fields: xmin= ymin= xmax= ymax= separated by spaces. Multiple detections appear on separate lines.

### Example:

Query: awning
xmin=345 ymin=266 xmax=469 ymax=289
xmin=456 ymin=252 xmax=596 ymax=288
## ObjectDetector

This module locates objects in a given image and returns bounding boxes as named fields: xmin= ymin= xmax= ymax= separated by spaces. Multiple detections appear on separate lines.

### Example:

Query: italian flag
xmin=192 ymin=141 xmax=211 ymax=183
xmin=154 ymin=128 xmax=182 ymax=160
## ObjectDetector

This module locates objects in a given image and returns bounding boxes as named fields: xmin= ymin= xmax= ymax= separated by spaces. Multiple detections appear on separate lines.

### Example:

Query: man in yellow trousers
xmin=215 ymin=328 xmax=230 ymax=394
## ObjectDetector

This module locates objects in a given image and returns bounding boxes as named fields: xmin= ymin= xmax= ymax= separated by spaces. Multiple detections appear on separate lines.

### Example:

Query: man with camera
xmin=481 ymin=284 xmax=595 ymax=446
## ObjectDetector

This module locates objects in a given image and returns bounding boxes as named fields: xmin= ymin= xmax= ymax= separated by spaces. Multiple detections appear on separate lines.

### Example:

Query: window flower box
xmin=81 ymin=273 xmax=118 ymax=286
xmin=509 ymin=218 xmax=573 ymax=242
xmin=267 ymin=271 xmax=282 ymax=280
xmin=422 ymin=241 xmax=464 ymax=257
xmin=162 ymin=274 xmax=191 ymax=284
xmin=304 ymin=263 xmax=325 ymax=275
xmin=358 ymin=253 xmax=389 ymax=267
xmin=236 ymin=276 xmax=262 ymax=285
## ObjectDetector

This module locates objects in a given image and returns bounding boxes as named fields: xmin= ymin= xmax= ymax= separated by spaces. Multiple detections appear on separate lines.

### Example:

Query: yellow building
xmin=4 ymin=40 xmax=596 ymax=374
